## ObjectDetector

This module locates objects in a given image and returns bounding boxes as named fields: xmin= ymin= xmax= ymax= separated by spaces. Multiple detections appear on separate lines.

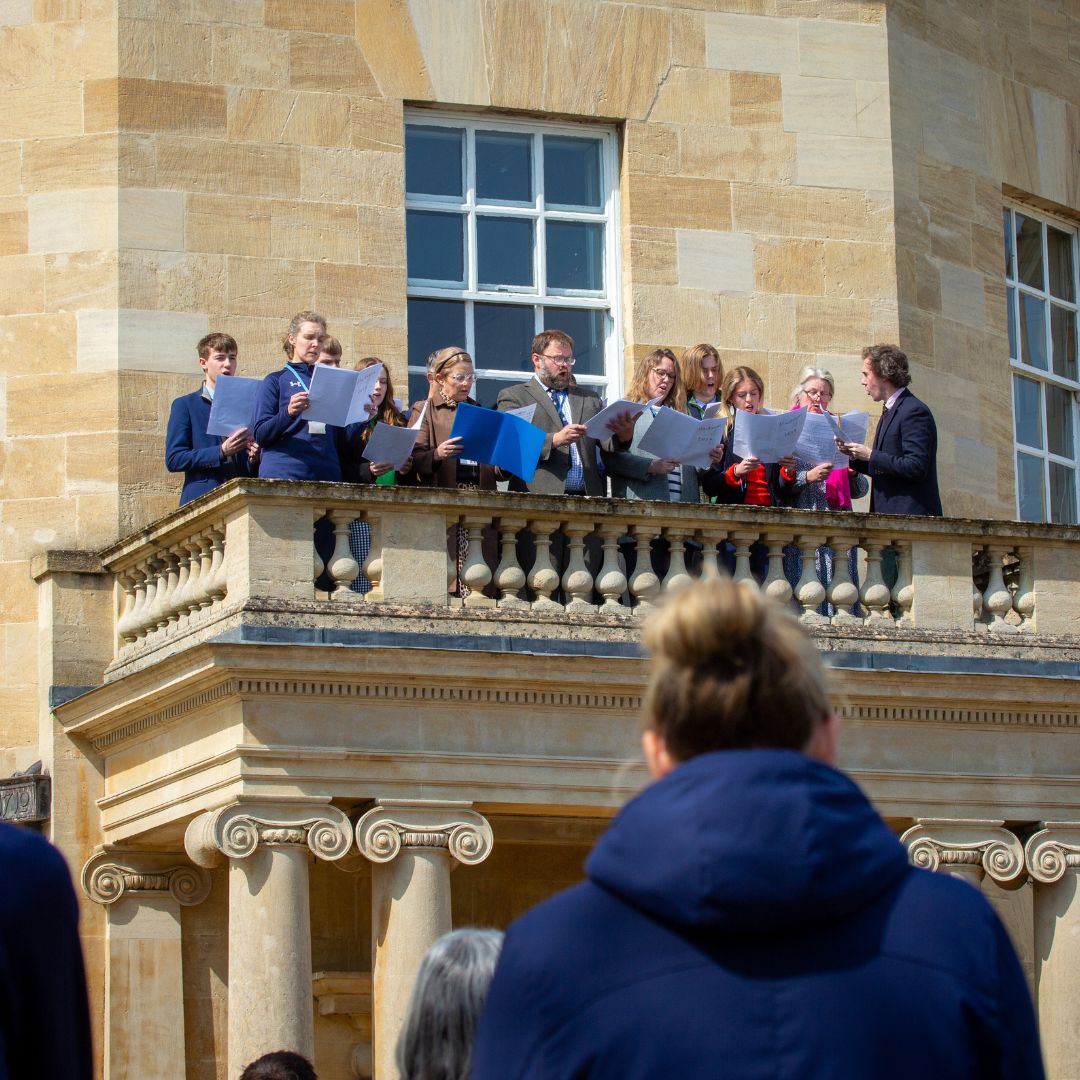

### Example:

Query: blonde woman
xmin=680 ymin=343 xmax=723 ymax=419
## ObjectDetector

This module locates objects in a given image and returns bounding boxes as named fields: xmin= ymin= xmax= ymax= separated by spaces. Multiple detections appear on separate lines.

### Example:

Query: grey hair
xmin=281 ymin=310 xmax=327 ymax=358
xmin=789 ymin=365 xmax=835 ymax=408
xmin=396 ymin=928 xmax=504 ymax=1080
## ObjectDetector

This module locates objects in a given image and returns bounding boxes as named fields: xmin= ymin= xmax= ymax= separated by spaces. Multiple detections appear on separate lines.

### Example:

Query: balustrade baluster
xmin=627 ymin=525 xmax=661 ymax=614
xmin=175 ymin=539 xmax=199 ymax=617
xmin=860 ymin=540 xmax=892 ymax=622
xmin=697 ymin=530 xmax=727 ymax=581
xmin=663 ymin=529 xmax=692 ymax=593
xmin=130 ymin=564 xmax=151 ymax=638
xmin=162 ymin=551 xmax=182 ymax=629
xmin=528 ymin=521 xmax=561 ymax=611
xmin=1012 ymin=545 xmax=1035 ymax=632
xmin=561 ymin=523 xmax=596 ymax=614
xmin=983 ymin=543 xmax=1017 ymax=633
xmin=363 ymin=514 xmax=385 ymax=603
xmin=326 ymin=510 xmax=360 ymax=596
xmin=312 ymin=511 xmax=326 ymax=588
xmin=730 ymin=532 xmax=757 ymax=591
xmin=595 ymin=523 xmax=629 ymax=615
xmin=193 ymin=534 xmax=215 ymax=613
xmin=794 ymin=534 xmax=828 ymax=623
xmin=116 ymin=573 xmax=137 ymax=644
xmin=207 ymin=528 xmax=227 ymax=603
xmin=493 ymin=517 xmax=528 ymax=608
xmin=460 ymin=516 xmax=495 ymax=608
xmin=171 ymin=546 xmax=190 ymax=624
xmin=761 ymin=532 xmax=792 ymax=605
xmin=827 ymin=535 xmax=861 ymax=623
xmin=889 ymin=540 xmax=913 ymax=624
xmin=149 ymin=557 xmax=171 ymax=631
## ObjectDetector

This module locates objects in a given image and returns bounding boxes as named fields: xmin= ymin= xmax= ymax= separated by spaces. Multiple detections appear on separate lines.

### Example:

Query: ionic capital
xmin=354 ymin=800 xmax=493 ymax=867
xmin=81 ymin=849 xmax=212 ymax=907
xmin=185 ymin=800 xmax=353 ymax=869
xmin=900 ymin=819 xmax=1025 ymax=883
xmin=1024 ymin=822 xmax=1080 ymax=885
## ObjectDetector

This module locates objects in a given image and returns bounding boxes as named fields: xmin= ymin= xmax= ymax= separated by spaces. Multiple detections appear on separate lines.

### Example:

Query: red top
xmin=725 ymin=463 xmax=795 ymax=506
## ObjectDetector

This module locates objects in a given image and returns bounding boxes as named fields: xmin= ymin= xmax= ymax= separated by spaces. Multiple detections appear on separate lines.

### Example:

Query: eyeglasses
xmin=651 ymin=368 xmax=676 ymax=383
xmin=802 ymin=387 xmax=832 ymax=399
xmin=538 ymin=352 xmax=576 ymax=367
xmin=445 ymin=372 xmax=476 ymax=385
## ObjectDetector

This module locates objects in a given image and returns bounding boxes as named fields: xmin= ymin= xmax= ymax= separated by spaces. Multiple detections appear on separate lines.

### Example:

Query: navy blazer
xmin=166 ymin=388 xmax=251 ymax=506
xmin=852 ymin=388 xmax=942 ymax=516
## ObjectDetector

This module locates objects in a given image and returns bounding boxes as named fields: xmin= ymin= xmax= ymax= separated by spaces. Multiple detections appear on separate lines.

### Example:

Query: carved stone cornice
xmin=81 ymin=849 xmax=212 ymax=907
xmin=184 ymin=801 xmax=353 ymax=869
xmin=354 ymin=800 xmax=493 ymax=867
xmin=900 ymin=819 xmax=1025 ymax=883
xmin=1024 ymin=822 xmax=1080 ymax=884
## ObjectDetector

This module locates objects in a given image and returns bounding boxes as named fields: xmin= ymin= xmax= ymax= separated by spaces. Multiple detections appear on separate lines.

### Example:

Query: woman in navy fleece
xmin=253 ymin=310 xmax=359 ymax=481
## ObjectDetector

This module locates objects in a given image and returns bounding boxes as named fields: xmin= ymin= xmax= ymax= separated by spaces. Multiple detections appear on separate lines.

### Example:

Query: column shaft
xmin=1033 ymin=870 xmax=1080 ymax=1078
xmin=228 ymin=844 xmax=314 ymax=1073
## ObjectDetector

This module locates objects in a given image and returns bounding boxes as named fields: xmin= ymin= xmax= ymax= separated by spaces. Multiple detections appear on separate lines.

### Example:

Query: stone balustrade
xmin=98 ymin=479 xmax=1080 ymax=666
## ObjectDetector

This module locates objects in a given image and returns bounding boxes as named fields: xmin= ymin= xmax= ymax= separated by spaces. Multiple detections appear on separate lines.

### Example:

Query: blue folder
xmin=449 ymin=403 xmax=546 ymax=485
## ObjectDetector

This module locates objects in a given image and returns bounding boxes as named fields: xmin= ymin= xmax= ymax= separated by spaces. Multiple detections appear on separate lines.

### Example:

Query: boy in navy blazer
xmin=166 ymin=332 xmax=256 ymax=506
xmin=837 ymin=343 xmax=943 ymax=516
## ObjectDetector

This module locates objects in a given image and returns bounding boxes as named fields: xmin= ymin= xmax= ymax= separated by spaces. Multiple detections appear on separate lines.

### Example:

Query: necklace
xmin=437 ymin=386 xmax=457 ymax=408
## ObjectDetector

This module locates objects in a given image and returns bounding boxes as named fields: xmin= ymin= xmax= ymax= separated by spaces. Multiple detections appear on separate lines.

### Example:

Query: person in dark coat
xmin=471 ymin=578 xmax=1042 ymax=1080
xmin=165 ymin=332 xmax=256 ymax=506
xmin=0 ymin=823 xmax=92 ymax=1080
xmin=836 ymin=342 xmax=943 ymax=516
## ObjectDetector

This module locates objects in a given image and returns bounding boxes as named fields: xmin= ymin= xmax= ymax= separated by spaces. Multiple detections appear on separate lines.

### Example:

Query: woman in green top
xmin=347 ymin=356 xmax=414 ymax=591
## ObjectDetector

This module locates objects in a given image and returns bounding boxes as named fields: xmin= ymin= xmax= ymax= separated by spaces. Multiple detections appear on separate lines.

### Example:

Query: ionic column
xmin=1025 ymin=823 xmax=1080 ymax=1078
xmin=185 ymin=800 xmax=353 ymax=1075
xmin=355 ymin=800 xmax=493 ymax=1080
xmin=82 ymin=851 xmax=212 ymax=1080
xmin=901 ymin=818 xmax=1025 ymax=889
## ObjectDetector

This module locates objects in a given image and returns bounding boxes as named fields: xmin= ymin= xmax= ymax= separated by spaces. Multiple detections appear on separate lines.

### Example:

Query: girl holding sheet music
xmin=782 ymin=367 xmax=868 ymax=614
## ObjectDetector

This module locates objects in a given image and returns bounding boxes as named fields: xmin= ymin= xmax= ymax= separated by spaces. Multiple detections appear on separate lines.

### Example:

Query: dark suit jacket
xmin=166 ymin=388 xmax=252 ymax=506
xmin=851 ymin=388 xmax=942 ymax=516
xmin=495 ymin=380 xmax=609 ymax=496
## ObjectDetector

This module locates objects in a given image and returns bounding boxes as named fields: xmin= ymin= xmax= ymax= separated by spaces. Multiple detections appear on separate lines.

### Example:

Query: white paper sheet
xmin=206 ymin=375 xmax=260 ymax=436
xmin=507 ymin=403 xmax=537 ymax=423
xmin=305 ymin=363 xmax=384 ymax=426
xmin=362 ymin=422 xmax=421 ymax=472
xmin=794 ymin=410 xmax=869 ymax=467
xmin=731 ymin=408 xmax=807 ymax=463
xmin=637 ymin=407 xmax=727 ymax=468
xmin=583 ymin=397 xmax=660 ymax=440
xmin=409 ymin=401 xmax=428 ymax=430
xmin=702 ymin=401 xmax=726 ymax=420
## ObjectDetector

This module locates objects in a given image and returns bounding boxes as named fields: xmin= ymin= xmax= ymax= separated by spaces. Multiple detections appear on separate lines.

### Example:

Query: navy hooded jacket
xmin=0 ymin=824 xmax=92 ymax=1080
xmin=472 ymin=750 xmax=1043 ymax=1080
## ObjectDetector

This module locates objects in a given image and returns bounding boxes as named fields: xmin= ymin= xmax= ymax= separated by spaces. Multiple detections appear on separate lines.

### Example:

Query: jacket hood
xmin=586 ymin=749 xmax=909 ymax=935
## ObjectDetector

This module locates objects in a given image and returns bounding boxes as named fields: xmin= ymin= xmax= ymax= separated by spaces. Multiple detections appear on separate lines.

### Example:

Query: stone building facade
xmin=2 ymin=1 xmax=1080 ymax=1078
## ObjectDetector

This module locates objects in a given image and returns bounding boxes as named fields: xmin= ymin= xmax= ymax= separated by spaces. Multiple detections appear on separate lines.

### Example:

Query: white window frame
xmin=404 ymin=110 xmax=623 ymax=400
xmin=1004 ymin=201 xmax=1080 ymax=523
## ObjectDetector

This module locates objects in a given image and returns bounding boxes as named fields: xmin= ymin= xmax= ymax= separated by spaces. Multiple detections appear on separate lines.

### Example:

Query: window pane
xmin=407 ymin=297 xmax=466 ymax=370
xmin=474 ymin=302 xmax=535 ymax=373
xmin=1047 ymin=226 xmax=1075 ymax=302
xmin=1050 ymin=461 xmax=1078 ymax=523
xmin=477 ymin=216 xmax=534 ymax=288
xmin=405 ymin=125 xmax=464 ymax=199
xmin=1046 ymin=383 xmax=1075 ymax=459
xmin=547 ymin=221 xmax=604 ymax=292
xmin=1051 ymin=304 xmax=1078 ymax=382
xmin=476 ymin=130 xmax=533 ymax=203
xmin=1017 ymin=451 xmax=1045 ymax=521
xmin=1003 ymin=208 xmax=1014 ymax=278
xmin=543 ymin=307 xmax=605 ymax=376
xmin=471 ymin=377 xmax=515 ymax=410
xmin=1019 ymin=292 xmax=1048 ymax=370
xmin=1013 ymin=375 xmax=1043 ymax=449
xmin=406 ymin=210 xmax=464 ymax=283
xmin=1006 ymin=285 xmax=1018 ymax=359
xmin=1015 ymin=213 xmax=1044 ymax=290
xmin=407 ymin=371 xmax=430 ymax=414
xmin=544 ymin=135 xmax=602 ymax=208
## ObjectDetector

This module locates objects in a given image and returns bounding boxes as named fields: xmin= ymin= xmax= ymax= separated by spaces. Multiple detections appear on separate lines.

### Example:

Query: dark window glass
xmin=547 ymin=221 xmax=604 ymax=291
xmin=1003 ymin=208 xmax=1014 ymax=278
xmin=543 ymin=307 xmax=605 ymax=376
xmin=1013 ymin=375 xmax=1042 ymax=449
xmin=1049 ymin=461 xmax=1078 ymax=523
xmin=1046 ymin=383 xmax=1074 ymax=458
xmin=476 ymin=130 xmax=533 ymax=202
xmin=543 ymin=135 xmax=602 ymax=208
xmin=1050 ymin=304 xmax=1077 ymax=382
xmin=1019 ymin=292 xmax=1048 ymax=370
xmin=1015 ymin=213 xmax=1044 ymax=290
xmin=1016 ymin=451 xmax=1045 ymax=521
xmin=405 ymin=125 xmax=464 ymax=199
xmin=406 ymin=210 xmax=464 ymax=283
xmin=407 ymin=297 xmax=466 ymax=371
xmin=1047 ymin=226 xmax=1075 ymax=302
xmin=1006 ymin=285 xmax=1017 ymax=359
xmin=477 ymin=217 xmax=535 ymax=288
xmin=474 ymin=303 xmax=535 ymax=373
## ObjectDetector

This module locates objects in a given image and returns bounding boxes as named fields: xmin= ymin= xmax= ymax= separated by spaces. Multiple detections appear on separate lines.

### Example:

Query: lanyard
xmin=285 ymin=363 xmax=311 ymax=392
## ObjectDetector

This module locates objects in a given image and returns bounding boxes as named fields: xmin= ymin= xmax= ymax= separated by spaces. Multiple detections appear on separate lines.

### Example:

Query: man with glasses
xmin=496 ymin=329 xmax=628 ymax=496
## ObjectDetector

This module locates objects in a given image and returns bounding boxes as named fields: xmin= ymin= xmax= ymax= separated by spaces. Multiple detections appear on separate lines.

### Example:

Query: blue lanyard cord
xmin=284 ymin=363 xmax=311 ymax=393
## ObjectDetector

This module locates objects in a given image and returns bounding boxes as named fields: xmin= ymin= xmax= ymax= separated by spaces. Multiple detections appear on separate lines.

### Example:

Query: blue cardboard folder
xmin=449 ymin=403 xmax=546 ymax=486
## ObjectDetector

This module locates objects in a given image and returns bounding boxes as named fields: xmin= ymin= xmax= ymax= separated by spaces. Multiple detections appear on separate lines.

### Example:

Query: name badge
xmin=308 ymin=422 xmax=326 ymax=435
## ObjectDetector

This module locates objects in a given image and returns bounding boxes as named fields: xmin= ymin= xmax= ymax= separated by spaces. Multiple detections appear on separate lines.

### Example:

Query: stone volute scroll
xmin=82 ymin=849 xmax=212 ymax=907
xmin=900 ymin=818 xmax=1026 ymax=885
xmin=1024 ymin=822 xmax=1080 ymax=886
xmin=354 ymin=800 xmax=494 ymax=1080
